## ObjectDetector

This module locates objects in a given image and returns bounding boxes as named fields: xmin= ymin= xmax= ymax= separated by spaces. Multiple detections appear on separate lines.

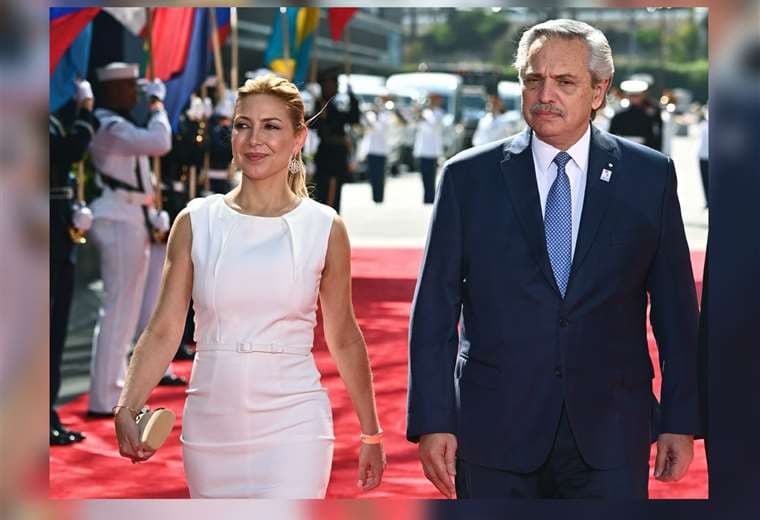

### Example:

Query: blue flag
xmin=50 ymin=21 xmax=93 ymax=112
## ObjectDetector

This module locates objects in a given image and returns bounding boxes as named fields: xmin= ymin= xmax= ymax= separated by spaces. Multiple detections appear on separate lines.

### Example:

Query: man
xmin=86 ymin=62 xmax=172 ymax=416
xmin=309 ymin=66 xmax=360 ymax=213
xmin=608 ymin=78 xmax=663 ymax=151
xmin=407 ymin=19 xmax=700 ymax=499
xmin=413 ymin=93 xmax=445 ymax=204
xmin=50 ymin=78 xmax=98 ymax=444
xmin=471 ymin=93 xmax=521 ymax=147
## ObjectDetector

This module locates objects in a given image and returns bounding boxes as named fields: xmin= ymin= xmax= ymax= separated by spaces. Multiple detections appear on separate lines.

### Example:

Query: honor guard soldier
xmin=86 ymin=62 xmax=172 ymax=416
xmin=608 ymin=78 xmax=663 ymax=151
xmin=50 ymin=78 xmax=99 ymax=444
xmin=309 ymin=66 xmax=360 ymax=213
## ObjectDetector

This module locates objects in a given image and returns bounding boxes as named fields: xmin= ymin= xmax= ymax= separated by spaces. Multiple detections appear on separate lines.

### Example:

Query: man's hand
xmin=419 ymin=433 xmax=457 ymax=498
xmin=654 ymin=433 xmax=694 ymax=481
xmin=142 ymin=78 xmax=166 ymax=102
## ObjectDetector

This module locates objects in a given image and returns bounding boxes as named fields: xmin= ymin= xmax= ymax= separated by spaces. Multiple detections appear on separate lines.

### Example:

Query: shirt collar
xmin=532 ymin=124 xmax=591 ymax=173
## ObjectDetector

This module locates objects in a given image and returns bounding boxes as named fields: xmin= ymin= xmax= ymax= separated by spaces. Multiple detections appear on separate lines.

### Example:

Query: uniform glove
xmin=74 ymin=79 xmax=94 ymax=103
xmin=72 ymin=206 xmax=93 ymax=232
xmin=149 ymin=209 xmax=171 ymax=232
xmin=142 ymin=79 xmax=167 ymax=102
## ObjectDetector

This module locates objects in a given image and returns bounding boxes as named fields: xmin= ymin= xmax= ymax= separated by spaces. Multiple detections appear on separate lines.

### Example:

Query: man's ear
xmin=592 ymin=78 xmax=611 ymax=111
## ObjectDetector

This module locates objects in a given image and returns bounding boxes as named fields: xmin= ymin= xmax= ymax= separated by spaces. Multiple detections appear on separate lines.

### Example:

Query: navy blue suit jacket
xmin=406 ymin=125 xmax=701 ymax=472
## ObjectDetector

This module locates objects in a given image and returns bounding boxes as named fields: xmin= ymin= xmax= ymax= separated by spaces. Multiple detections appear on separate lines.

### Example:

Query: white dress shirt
xmin=413 ymin=107 xmax=444 ymax=159
xmin=531 ymin=124 xmax=591 ymax=259
xmin=363 ymin=109 xmax=393 ymax=156
xmin=472 ymin=111 xmax=519 ymax=147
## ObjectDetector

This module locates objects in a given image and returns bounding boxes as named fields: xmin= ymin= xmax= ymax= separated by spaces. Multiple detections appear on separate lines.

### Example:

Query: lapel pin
xmin=600 ymin=168 xmax=612 ymax=182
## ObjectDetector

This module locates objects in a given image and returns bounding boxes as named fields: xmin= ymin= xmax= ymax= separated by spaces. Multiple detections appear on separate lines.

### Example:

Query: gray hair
xmin=514 ymin=19 xmax=615 ymax=117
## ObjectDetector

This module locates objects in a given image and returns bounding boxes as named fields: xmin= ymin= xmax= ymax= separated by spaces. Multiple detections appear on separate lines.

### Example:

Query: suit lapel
xmin=568 ymin=126 xmax=621 ymax=286
xmin=500 ymin=129 xmax=560 ymax=296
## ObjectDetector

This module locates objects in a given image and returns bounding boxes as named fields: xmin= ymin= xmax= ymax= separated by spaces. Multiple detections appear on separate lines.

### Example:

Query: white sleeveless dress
xmin=180 ymin=194 xmax=336 ymax=498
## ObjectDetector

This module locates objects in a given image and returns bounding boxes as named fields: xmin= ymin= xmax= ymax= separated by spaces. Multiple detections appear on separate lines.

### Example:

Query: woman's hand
xmin=357 ymin=442 xmax=386 ymax=491
xmin=114 ymin=410 xmax=156 ymax=464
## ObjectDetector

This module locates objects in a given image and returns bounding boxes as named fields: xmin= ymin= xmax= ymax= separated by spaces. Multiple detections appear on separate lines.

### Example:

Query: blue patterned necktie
xmin=544 ymin=151 xmax=572 ymax=298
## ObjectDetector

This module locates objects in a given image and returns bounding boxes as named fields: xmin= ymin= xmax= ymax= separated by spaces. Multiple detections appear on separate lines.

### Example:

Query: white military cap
xmin=96 ymin=62 xmax=139 ymax=82
xmin=620 ymin=79 xmax=649 ymax=94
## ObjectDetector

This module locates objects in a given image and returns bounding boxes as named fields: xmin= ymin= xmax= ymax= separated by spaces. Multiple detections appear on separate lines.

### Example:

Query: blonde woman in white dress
xmin=114 ymin=74 xmax=386 ymax=498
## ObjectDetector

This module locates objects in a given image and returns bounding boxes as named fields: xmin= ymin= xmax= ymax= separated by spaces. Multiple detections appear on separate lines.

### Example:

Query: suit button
xmin=554 ymin=367 xmax=563 ymax=378
xmin=559 ymin=318 xmax=569 ymax=327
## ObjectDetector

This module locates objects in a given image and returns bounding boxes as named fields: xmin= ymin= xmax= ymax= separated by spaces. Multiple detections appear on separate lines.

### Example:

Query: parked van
xmin=385 ymin=72 xmax=466 ymax=157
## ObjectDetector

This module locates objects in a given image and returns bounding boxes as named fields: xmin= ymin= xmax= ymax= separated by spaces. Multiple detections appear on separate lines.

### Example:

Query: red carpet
xmin=49 ymin=248 xmax=707 ymax=499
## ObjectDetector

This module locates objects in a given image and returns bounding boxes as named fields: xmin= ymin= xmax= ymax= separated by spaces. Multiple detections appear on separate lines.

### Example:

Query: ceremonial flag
xmin=50 ymin=8 xmax=100 ymax=75
xmin=328 ymin=8 xmax=357 ymax=41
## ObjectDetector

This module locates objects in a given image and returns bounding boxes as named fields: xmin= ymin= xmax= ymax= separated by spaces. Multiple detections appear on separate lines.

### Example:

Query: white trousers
xmin=88 ymin=219 xmax=150 ymax=413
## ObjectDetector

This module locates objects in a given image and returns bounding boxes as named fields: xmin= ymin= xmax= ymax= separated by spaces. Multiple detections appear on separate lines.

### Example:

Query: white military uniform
xmin=471 ymin=111 xmax=521 ymax=147
xmin=413 ymin=106 xmax=445 ymax=160
xmin=87 ymin=102 xmax=171 ymax=413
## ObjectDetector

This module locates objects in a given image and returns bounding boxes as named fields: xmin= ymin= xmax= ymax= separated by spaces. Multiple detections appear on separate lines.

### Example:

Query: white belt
xmin=107 ymin=188 xmax=155 ymax=207
xmin=195 ymin=342 xmax=312 ymax=355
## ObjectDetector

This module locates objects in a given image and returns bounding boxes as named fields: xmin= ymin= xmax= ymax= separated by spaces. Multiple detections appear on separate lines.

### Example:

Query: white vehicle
xmin=385 ymin=72 xmax=466 ymax=157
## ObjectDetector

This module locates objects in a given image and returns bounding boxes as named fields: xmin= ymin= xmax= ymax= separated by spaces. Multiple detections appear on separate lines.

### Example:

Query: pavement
xmin=58 ymin=127 xmax=708 ymax=403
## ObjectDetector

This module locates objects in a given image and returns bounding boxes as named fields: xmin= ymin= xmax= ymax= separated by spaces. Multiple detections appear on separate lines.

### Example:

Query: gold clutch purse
xmin=136 ymin=408 xmax=176 ymax=450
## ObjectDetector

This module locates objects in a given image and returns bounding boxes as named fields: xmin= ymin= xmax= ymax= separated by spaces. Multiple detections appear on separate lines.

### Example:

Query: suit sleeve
xmin=646 ymin=157 xmax=701 ymax=436
xmin=406 ymin=161 xmax=463 ymax=442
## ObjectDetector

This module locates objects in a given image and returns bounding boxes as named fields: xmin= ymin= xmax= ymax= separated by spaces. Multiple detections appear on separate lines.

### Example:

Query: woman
xmin=114 ymin=74 xmax=385 ymax=498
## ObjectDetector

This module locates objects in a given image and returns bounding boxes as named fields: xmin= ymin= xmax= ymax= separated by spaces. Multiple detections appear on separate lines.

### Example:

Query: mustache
xmin=529 ymin=103 xmax=565 ymax=116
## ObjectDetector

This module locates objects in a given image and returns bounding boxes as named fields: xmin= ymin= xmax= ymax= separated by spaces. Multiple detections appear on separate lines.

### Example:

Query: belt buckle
xmin=236 ymin=342 xmax=253 ymax=353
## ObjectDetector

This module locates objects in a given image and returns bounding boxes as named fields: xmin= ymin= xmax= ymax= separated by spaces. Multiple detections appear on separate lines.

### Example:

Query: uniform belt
xmin=50 ymin=187 xmax=74 ymax=200
xmin=107 ymin=188 xmax=154 ymax=207
xmin=195 ymin=342 xmax=312 ymax=355
xmin=100 ymin=173 xmax=154 ymax=206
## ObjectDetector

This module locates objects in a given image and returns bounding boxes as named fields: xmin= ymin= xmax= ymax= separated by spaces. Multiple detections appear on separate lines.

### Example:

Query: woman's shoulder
xmin=299 ymin=196 xmax=337 ymax=220
xmin=186 ymin=193 xmax=225 ymax=214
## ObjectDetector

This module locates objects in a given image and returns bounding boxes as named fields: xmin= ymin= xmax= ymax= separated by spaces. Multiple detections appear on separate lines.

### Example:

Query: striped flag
xmin=50 ymin=8 xmax=100 ymax=75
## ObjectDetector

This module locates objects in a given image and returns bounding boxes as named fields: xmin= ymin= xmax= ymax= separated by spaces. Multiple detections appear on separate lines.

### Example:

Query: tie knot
xmin=553 ymin=151 xmax=572 ymax=170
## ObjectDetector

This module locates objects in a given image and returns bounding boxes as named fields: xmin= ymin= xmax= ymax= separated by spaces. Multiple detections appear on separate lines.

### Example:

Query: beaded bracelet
xmin=360 ymin=429 xmax=384 ymax=445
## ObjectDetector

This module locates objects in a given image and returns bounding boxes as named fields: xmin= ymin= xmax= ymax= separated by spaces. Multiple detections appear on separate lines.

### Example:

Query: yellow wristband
xmin=360 ymin=429 xmax=384 ymax=445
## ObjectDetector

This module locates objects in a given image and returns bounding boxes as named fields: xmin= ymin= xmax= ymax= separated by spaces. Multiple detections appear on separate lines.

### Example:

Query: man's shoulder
xmin=607 ymin=129 xmax=669 ymax=164
xmin=94 ymin=108 xmax=132 ymax=132
xmin=444 ymin=134 xmax=517 ymax=172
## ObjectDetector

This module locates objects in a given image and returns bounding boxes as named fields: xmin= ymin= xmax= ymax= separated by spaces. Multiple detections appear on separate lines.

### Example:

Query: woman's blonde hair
xmin=234 ymin=74 xmax=309 ymax=198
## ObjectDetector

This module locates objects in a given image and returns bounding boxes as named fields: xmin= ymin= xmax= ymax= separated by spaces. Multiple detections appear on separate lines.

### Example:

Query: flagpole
xmin=280 ymin=7 xmax=291 ymax=79
xmin=230 ymin=7 xmax=239 ymax=90
xmin=343 ymin=22 xmax=351 ymax=76
xmin=201 ymin=84 xmax=211 ymax=194
xmin=145 ymin=7 xmax=164 ymax=218
xmin=309 ymin=10 xmax=321 ymax=84
xmin=229 ymin=8 xmax=239 ymax=185
xmin=209 ymin=8 xmax=227 ymax=102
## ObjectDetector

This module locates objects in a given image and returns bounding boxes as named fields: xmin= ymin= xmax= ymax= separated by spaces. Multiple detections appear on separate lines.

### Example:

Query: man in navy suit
xmin=406 ymin=19 xmax=700 ymax=499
